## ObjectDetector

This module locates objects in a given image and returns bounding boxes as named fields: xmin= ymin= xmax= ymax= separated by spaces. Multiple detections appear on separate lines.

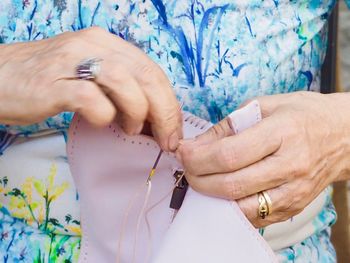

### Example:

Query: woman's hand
xmin=0 ymin=27 xmax=181 ymax=151
xmin=177 ymin=91 xmax=350 ymax=227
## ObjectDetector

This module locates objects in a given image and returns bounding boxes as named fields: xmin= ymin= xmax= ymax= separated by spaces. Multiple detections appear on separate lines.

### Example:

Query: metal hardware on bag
xmin=170 ymin=170 xmax=188 ymax=210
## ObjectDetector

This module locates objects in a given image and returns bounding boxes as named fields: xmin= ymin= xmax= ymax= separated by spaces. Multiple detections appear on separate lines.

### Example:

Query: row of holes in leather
xmin=68 ymin=117 xmax=89 ymax=262
xmin=68 ymin=116 xmax=178 ymax=262
xmin=70 ymin=113 xmax=210 ymax=152
xmin=69 ymin=113 xmax=275 ymax=262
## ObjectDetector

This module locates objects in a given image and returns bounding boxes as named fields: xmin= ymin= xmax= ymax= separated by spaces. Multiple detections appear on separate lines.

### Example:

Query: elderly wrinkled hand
xmin=176 ymin=91 xmax=350 ymax=227
xmin=0 ymin=27 xmax=182 ymax=151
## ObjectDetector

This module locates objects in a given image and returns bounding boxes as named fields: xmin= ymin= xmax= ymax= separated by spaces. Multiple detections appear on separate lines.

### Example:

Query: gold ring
xmin=258 ymin=191 xmax=272 ymax=219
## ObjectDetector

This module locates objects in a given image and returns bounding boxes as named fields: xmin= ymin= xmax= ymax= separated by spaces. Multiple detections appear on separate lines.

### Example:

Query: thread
xmin=132 ymin=180 xmax=152 ymax=263
xmin=143 ymin=171 xmax=186 ymax=262
xmin=116 ymin=182 xmax=146 ymax=263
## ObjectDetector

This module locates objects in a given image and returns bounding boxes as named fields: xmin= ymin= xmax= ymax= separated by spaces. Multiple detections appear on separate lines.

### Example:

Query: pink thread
xmin=143 ymin=172 xmax=186 ymax=262
xmin=132 ymin=181 xmax=152 ymax=263
xmin=116 ymin=182 xmax=146 ymax=263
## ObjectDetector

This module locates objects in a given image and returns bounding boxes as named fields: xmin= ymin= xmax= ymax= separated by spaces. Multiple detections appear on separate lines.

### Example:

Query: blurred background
xmin=339 ymin=0 xmax=350 ymax=245
xmin=340 ymin=1 xmax=350 ymax=92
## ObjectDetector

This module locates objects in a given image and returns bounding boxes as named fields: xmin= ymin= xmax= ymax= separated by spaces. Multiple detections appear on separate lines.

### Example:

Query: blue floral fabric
xmin=0 ymin=0 xmax=346 ymax=262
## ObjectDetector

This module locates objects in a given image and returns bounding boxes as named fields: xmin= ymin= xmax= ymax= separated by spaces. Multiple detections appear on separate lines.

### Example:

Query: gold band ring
xmin=258 ymin=191 xmax=272 ymax=219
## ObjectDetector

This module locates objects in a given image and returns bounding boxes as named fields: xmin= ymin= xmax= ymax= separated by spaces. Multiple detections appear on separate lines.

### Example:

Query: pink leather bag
xmin=67 ymin=101 xmax=276 ymax=263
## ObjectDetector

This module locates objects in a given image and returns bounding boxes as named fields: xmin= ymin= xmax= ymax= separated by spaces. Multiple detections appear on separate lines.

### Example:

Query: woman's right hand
xmin=0 ymin=27 xmax=182 ymax=151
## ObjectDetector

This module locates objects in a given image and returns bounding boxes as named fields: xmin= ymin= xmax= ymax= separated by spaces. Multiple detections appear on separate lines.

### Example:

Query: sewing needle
xmin=146 ymin=101 xmax=184 ymax=185
xmin=146 ymin=149 xmax=163 ymax=184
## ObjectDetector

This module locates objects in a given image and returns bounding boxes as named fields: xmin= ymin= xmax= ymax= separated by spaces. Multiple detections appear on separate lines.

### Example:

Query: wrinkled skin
xmin=0 ymin=27 xmax=182 ymax=151
xmin=177 ymin=91 xmax=350 ymax=227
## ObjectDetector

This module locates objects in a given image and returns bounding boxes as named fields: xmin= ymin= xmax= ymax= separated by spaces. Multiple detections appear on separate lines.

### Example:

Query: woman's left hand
xmin=176 ymin=91 xmax=350 ymax=227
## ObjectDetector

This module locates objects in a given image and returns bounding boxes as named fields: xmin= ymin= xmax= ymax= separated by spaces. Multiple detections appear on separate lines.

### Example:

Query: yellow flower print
xmin=65 ymin=225 xmax=82 ymax=236
xmin=37 ymin=202 xmax=45 ymax=224
xmin=47 ymin=163 xmax=57 ymax=194
xmin=33 ymin=179 xmax=46 ymax=197
xmin=8 ymin=194 xmax=32 ymax=222
xmin=22 ymin=177 xmax=34 ymax=203
xmin=50 ymin=182 xmax=69 ymax=201
xmin=4 ymin=163 xmax=71 ymax=233
xmin=47 ymin=163 xmax=69 ymax=201
xmin=33 ymin=163 xmax=69 ymax=201
xmin=8 ymin=195 xmax=25 ymax=211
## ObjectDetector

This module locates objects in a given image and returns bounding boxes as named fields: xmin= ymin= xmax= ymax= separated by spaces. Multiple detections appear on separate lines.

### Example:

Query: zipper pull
xmin=170 ymin=170 xmax=188 ymax=210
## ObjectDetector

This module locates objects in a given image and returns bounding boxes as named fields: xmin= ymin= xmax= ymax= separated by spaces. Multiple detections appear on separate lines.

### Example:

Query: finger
xmin=95 ymin=61 xmax=149 ymax=135
xmin=141 ymin=71 xmax=182 ymax=151
xmin=236 ymin=192 xmax=286 ymax=228
xmin=193 ymin=117 xmax=234 ymax=145
xmin=81 ymin=29 xmax=182 ymax=150
xmin=53 ymin=79 xmax=116 ymax=126
xmin=236 ymin=180 xmax=317 ymax=228
xmin=84 ymin=28 xmax=182 ymax=150
xmin=149 ymin=95 xmax=182 ymax=152
xmin=179 ymin=116 xmax=282 ymax=176
xmin=236 ymin=187 xmax=294 ymax=228
xmin=254 ymin=93 xmax=296 ymax=118
xmin=186 ymin=155 xmax=289 ymax=200
xmin=194 ymin=100 xmax=262 ymax=146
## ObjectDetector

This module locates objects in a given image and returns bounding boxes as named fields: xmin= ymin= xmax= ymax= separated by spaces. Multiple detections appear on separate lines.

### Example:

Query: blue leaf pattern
xmin=0 ymin=0 xmax=344 ymax=261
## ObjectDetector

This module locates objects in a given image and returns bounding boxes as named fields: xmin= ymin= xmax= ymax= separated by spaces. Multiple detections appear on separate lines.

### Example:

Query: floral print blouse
xmin=0 ymin=0 xmax=346 ymax=262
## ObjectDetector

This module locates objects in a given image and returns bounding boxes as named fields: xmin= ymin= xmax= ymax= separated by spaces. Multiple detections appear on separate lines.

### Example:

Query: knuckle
xmin=298 ymin=160 xmax=310 ymax=176
xmin=219 ymin=144 xmax=238 ymax=171
xmin=84 ymin=26 xmax=107 ymax=36
xmin=287 ymin=165 xmax=300 ymax=180
xmin=103 ymin=63 xmax=129 ymax=84
xmin=149 ymin=102 xmax=180 ymax=131
xmin=271 ymin=165 xmax=288 ymax=184
xmin=157 ymin=105 xmax=180 ymax=127
xmin=287 ymin=161 xmax=307 ymax=180
xmin=180 ymin=146 xmax=196 ymax=173
xmin=73 ymin=83 xmax=96 ymax=104
xmin=287 ymin=160 xmax=309 ymax=180
xmin=138 ymin=64 xmax=164 ymax=86
xmin=276 ymin=188 xmax=293 ymax=211
xmin=224 ymin=175 xmax=242 ymax=200
xmin=211 ymin=121 xmax=228 ymax=138
xmin=60 ymin=36 xmax=86 ymax=52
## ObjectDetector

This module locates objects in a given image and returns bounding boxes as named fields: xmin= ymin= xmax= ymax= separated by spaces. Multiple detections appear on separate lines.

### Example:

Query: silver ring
xmin=76 ymin=58 xmax=102 ymax=80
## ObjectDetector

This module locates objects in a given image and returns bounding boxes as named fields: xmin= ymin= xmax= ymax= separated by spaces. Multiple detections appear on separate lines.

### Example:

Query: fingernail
xmin=168 ymin=131 xmax=180 ymax=151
